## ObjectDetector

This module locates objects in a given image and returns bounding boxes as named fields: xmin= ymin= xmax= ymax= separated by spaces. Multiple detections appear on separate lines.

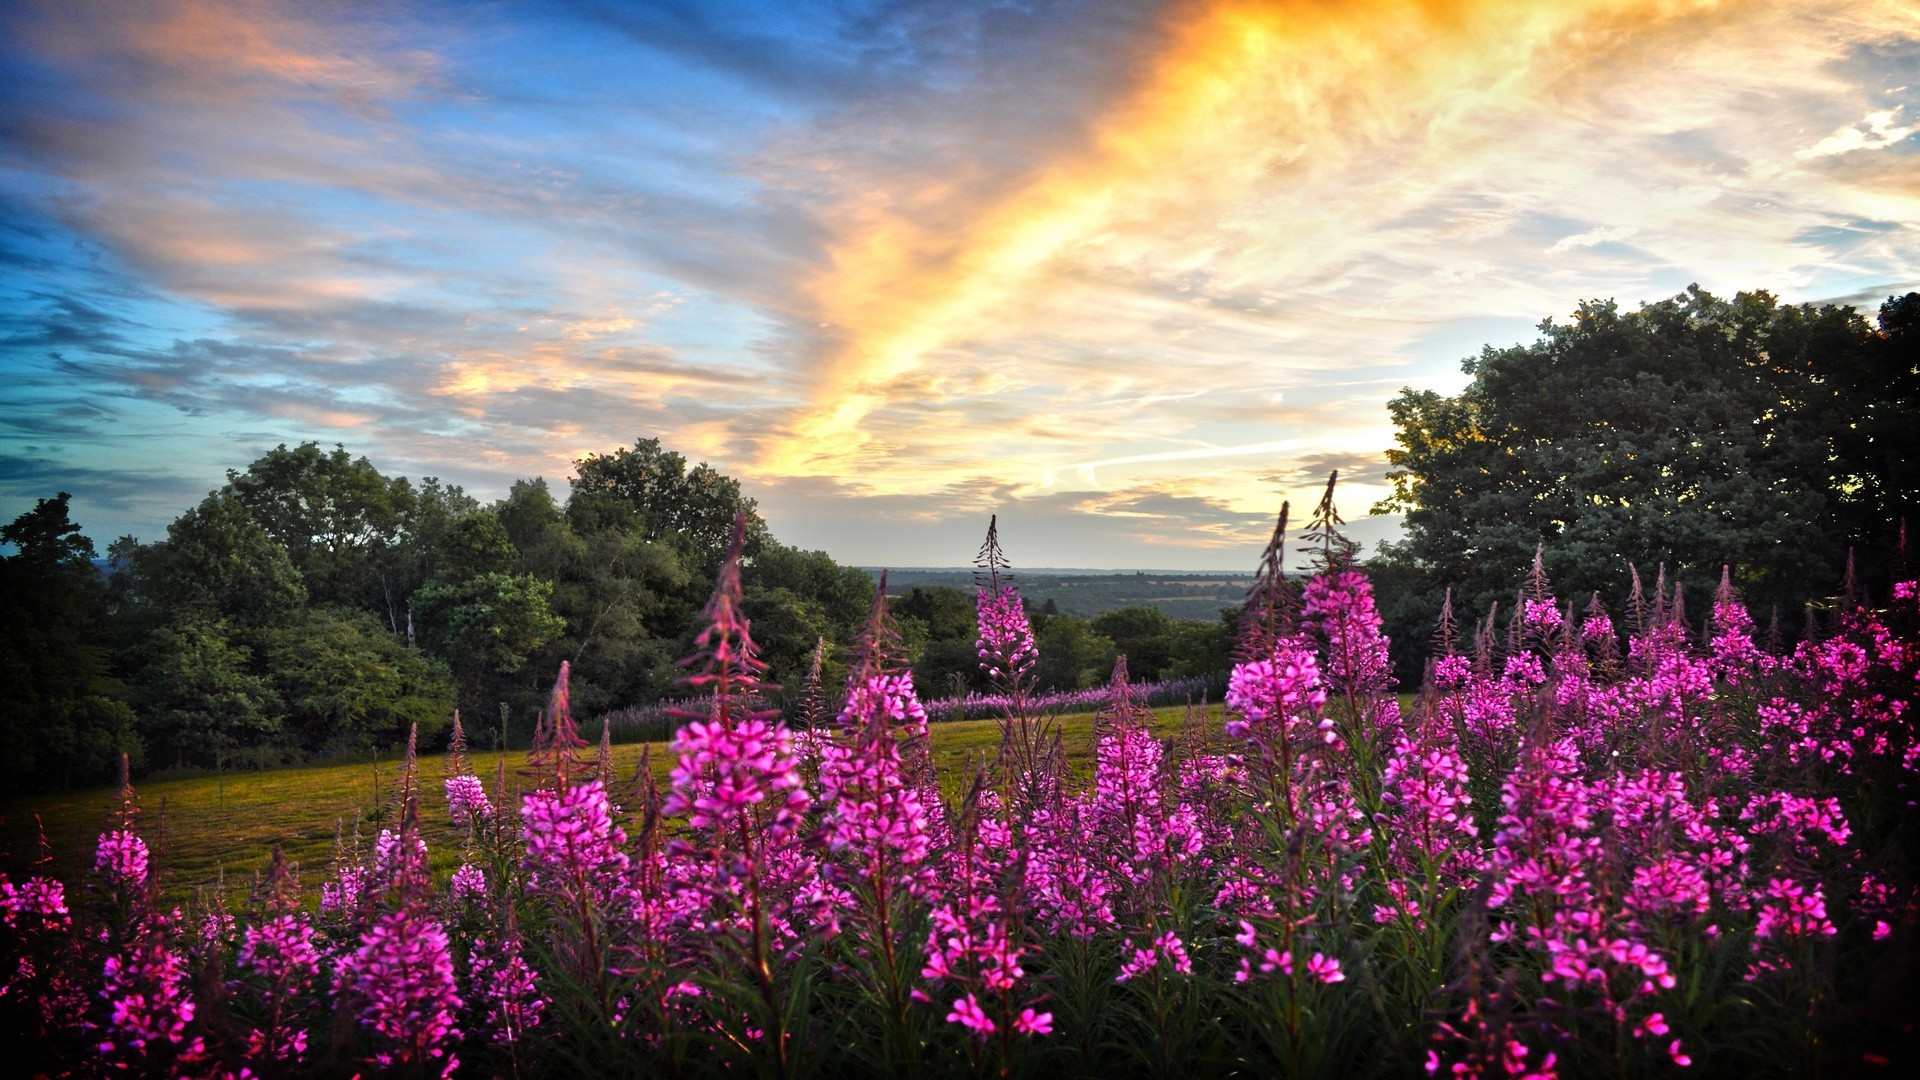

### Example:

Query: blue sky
xmin=2 ymin=0 xmax=1916 ymax=568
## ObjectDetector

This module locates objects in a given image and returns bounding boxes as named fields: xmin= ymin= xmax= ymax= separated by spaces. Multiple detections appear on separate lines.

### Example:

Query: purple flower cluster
xmin=334 ymin=909 xmax=463 ymax=1071
xmin=975 ymin=585 xmax=1038 ymax=684
xmin=444 ymin=773 xmax=493 ymax=825
xmin=7 ymin=509 xmax=1917 ymax=1077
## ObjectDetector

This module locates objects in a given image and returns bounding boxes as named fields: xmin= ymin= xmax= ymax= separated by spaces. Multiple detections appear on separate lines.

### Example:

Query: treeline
xmin=1367 ymin=287 xmax=1919 ymax=684
xmin=0 ymin=439 xmax=1232 ymax=791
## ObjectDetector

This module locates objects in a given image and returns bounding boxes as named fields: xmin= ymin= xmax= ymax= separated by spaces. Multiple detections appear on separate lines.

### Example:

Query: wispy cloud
xmin=1 ymin=0 xmax=1916 ymax=566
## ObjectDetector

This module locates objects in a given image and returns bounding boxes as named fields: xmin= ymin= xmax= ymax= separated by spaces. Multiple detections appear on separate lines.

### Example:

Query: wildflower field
xmin=3 ymin=490 xmax=1917 ymax=1078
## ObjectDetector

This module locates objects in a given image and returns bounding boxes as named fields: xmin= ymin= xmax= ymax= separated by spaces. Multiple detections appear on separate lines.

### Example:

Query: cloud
xmin=1546 ymin=225 xmax=1642 ymax=254
xmin=752 ymin=0 xmax=1920 ymax=502
xmin=1794 ymin=107 xmax=1917 ymax=159
xmin=1 ymin=0 xmax=1917 ymax=566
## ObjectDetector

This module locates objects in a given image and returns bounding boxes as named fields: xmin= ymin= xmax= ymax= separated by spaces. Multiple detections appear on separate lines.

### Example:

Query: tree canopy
xmin=0 ymin=437 xmax=903 ymax=785
xmin=1372 ymin=286 xmax=1918 ymax=680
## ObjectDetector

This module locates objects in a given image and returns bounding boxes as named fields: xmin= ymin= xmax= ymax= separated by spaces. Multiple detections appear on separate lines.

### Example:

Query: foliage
xmin=1090 ymin=605 xmax=1178 ymax=680
xmin=1031 ymin=612 xmax=1115 ymax=690
xmin=144 ymin=492 xmax=308 ymax=625
xmin=262 ymin=608 xmax=456 ymax=754
xmin=15 ymin=437 xmax=884 ymax=770
xmin=132 ymin=621 xmax=283 ymax=768
xmin=0 ymin=495 xmax=141 ymax=790
xmin=570 ymin=437 xmax=770 ymax=576
xmin=413 ymin=571 xmax=565 ymax=707
xmin=1374 ymin=287 xmax=1919 ymax=680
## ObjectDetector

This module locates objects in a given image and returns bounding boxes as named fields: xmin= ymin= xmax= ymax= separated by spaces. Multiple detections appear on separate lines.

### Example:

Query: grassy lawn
xmin=0 ymin=704 xmax=1223 ymax=906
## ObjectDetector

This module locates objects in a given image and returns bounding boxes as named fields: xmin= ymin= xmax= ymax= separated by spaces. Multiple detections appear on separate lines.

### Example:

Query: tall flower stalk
xmin=663 ymin=514 xmax=814 ymax=1075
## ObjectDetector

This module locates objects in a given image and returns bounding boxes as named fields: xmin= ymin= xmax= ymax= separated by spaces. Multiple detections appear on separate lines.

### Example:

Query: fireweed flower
xmin=1115 ymin=931 xmax=1193 ymax=982
xmin=1378 ymin=724 xmax=1479 ymax=896
xmin=467 ymin=932 xmax=545 ymax=1046
xmin=1024 ymin=795 xmax=1118 ymax=938
xmin=0 ymin=875 xmax=70 ymax=931
xmin=667 ymin=718 xmax=811 ymax=849
xmin=373 ymin=827 xmax=429 ymax=886
xmin=98 ymin=924 xmax=205 ymax=1066
xmin=975 ymin=586 xmax=1038 ymax=684
xmin=95 ymin=830 xmax=149 ymax=892
xmin=1224 ymin=637 xmax=1329 ymax=741
xmin=335 ymin=908 xmax=463 ymax=1071
xmin=237 ymin=914 xmax=321 ymax=1064
xmin=450 ymin=863 xmax=488 ymax=907
xmin=239 ymin=914 xmax=320 ymax=985
xmin=320 ymin=864 xmax=372 ymax=915
xmin=818 ymin=673 xmax=937 ymax=898
xmin=444 ymin=774 xmax=493 ymax=825
xmin=1302 ymin=569 xmax=1394 ymax=696
xmin=521 ymin=779 xmax=630 ymax=888
xmin=946 ymin=992 xmax=994 ymax=1040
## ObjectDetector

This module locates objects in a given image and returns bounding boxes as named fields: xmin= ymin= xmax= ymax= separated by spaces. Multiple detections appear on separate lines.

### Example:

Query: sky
xmin=1 ymin=0 xmax=1916 ymax=570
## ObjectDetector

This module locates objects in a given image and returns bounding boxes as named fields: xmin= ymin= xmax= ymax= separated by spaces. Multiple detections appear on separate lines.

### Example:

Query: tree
xmin=412 ymin=548 xmax=566 ymax=719
xmin=744 ymin=543 xmax=874 ymax=635
xmin=536 ymin=488 xmax=690 ymax=714
xmin=374 ymin=476 xmax=479 ymax=636
xmin=1032 ymin=614 xmax=1115 ymax=691
xmin=0 ymin=491 xmax=96 ymax=571
xmin=0 ymin=494 xmax=142 ymax=790
xmin=893 ymin=585 xmax=976 ymax=643
xmin=571 ymin=438 xmax=769 ymax=575
xmin=1164 ymin=610 xmax=1234 ymax=681
xmin=263 ymin=608 xmax=456 ymax=753
xmin=146 ymin=492 xmax=307 ymax=625
xmin=1375 ymin=287 xmax=1920 ymax=666
xmin=133 ymin=622 xmax=282 ymax=769
xmin=893 ymin=585 xmax=986 ymax=698
xmin=1091 ymin=606 xmax=1179 ymax=681
xmin=223 ymin=443 xmax=416 ymax=609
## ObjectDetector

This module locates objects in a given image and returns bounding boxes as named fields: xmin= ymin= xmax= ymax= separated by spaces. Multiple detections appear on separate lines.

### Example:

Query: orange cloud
xmin=771 ymin=0 xmax=1746 ymax=478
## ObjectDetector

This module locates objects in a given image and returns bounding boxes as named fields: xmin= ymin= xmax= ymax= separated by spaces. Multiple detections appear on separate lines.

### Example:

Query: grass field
xmin=0 ymin=704 xmax=1224 ymax=906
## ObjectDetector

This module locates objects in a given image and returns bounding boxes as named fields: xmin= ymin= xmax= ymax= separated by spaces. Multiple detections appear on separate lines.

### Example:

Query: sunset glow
xmin=2 ymin=0 xmax=1915 ymax=566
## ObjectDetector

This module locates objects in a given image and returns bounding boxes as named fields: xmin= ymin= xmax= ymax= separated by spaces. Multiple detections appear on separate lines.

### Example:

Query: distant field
xmin=0 ymin=704 xmax=1220 ymax=906
xmin=877 ymin=568 xmax=1255 ymax=621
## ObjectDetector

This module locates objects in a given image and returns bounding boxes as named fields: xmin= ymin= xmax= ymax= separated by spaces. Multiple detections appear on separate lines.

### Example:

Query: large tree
xmin=223 ymin=443 xmax=416 ymax=609
xmin=1373 ymin=287 xmax=1918 ymax=676
xmin=571 ymin=438 xmax=769 ymax=576
xmin=0 ymin=494 xmax=142 ymax=790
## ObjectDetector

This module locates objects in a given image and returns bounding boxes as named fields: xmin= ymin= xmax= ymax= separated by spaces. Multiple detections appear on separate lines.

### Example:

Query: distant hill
xmin=870 ymin=568 xmax=1254 ymax=622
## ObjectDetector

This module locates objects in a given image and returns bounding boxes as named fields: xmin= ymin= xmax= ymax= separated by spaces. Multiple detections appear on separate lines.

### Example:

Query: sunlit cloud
xmin=1 ymin=0 xmax=1916 ymax=567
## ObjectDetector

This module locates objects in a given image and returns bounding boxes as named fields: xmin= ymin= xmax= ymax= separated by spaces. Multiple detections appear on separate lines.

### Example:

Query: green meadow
xmin=0 ymin=705 xmax=1226 ymax=906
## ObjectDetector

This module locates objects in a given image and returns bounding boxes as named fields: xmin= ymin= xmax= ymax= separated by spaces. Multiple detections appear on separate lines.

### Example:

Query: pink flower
xmin=818 ymin=673 xmax=936 ymax=897
xmin=98 ymin=929 xmax=201 ymax=1063
xmin=976 ymin=585 xmax=1038 ymax=683
xmin=95 ymin=830 xmax=149 ymax=890
xmin=0 ymin=875 xmax=69 ymax=930
xmin=239 ymin=915 xmax=320 ymax=985
xmin=665 ymin=718 xmax=810 ymax=843
xmin=1307 ymin=952 xmax=1345 ymax=984
xmin=444 ymin=774 xmax=493 ymax=825
xmin=334 ymin=909 xmax=462 ymax=1068
xmin=946 ymin=993 xmax=995 ymax=1040
xmin=467 ymin=933 xmax=545 ymax=1047
xmin=1014 ymin=1007 xmax=1053 ymax=1036
xmin=521 ymin=780 xmax=630 ymax=886
xmin=1302 ymin=569 xmax=1394 ymax=693
xmin=1225 ymin=638 xmax=1328 ymax=739
xmin=450 ymin=863 xmax=487 ymax=906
